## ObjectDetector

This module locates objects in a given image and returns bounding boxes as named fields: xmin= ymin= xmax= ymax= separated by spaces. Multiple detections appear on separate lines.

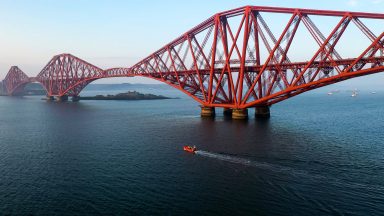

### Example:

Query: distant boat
xmin=328 ymin=89 xmax=340 ymax=95
xmin=371 ymin=91 xmax=377 ymax=94
xmin=351 ymin=89 xmax=358 ymax=97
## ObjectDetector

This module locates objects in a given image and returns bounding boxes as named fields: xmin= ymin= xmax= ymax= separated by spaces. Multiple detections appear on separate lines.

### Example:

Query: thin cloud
xmin=372 ymin=0 xmax=384 ymax=4
xmin=347 ymin=0 xmax=359 ymax=6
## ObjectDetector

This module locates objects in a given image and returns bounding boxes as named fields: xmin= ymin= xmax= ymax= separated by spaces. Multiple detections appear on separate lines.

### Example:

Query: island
xmin=79 ymin=91 xmax=174 ymax=100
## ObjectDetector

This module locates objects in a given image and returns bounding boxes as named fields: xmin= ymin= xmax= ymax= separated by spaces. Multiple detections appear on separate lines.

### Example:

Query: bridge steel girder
xmin=36 ymin=54 xmax=105 ymax=97
xmin=129 ymin=6 xmax=384 ymax=109
xmin=1 ymin=6 xmax=383 ymax=106
xmin=2 ymin=66 xmax=31 ymax=95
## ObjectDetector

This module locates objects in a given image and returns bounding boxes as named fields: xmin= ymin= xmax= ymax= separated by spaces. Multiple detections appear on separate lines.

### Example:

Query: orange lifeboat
xmin=183 ymin=146 xmax=196 ymax=154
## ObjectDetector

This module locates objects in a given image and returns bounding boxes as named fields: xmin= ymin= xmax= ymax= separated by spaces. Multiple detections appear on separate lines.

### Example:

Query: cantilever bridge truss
xmin=2 ymin=6 xmax=384 ymax=109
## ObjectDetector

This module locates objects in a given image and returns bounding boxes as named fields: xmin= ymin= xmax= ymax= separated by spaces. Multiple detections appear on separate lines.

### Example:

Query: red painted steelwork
xmin=129 ymin=6 xmax=384 ymax=108
xmin=3 ymin=66 xmax=32 ymax=95
xmin=1 ymin=6 xmax=384 ymax=108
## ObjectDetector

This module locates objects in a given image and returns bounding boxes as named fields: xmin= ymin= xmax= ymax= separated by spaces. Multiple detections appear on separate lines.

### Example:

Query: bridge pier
xmin=72 ymin=95 xmax=80 ymax=102
xmin=201 ymin=106 xmax=215 ymax=118
xmin=255 ymin=106 xmax=270 ymax=118
xmin=57 ymin=95 xmax=68 ymax=102
xmin=46 ymin=96 xmax=55 ymax=101
xmin=232 ymin=109 xmax=248 ymax=120
xmin=223 ymin=108 xmax=233 ymax=117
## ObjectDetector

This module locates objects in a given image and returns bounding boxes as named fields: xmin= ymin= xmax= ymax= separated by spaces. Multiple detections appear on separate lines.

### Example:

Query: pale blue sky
xmin=0 ymin=0 xmax=383 ymax=86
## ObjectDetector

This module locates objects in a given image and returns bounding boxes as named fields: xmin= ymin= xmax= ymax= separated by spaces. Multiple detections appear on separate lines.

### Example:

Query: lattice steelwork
xmin=2 ymin=6 xmax=384 ymax=108
xmin=36 ymin=54 xmax=105 ymax=96
xmin=130 ymin=6 xmax=384 ymax=108
xmin=3 ymin=66 xmax=30 ymax=95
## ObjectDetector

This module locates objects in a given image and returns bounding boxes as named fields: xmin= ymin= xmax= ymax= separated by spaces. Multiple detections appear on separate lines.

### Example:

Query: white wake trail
xmin=195 ymin=150 xmax=282 ymax=171
xmin=195 ymin=150 xmax=252 ymax=165
xmin=194 ymin=150 xmax=313 ymax=176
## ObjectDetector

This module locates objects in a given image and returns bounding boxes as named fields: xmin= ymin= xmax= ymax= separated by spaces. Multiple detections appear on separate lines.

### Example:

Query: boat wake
xmin=194 ymin=149 xmax=384 ymax=212
xmin=194 ymin=150 xmax=354 ymax=184
xmin=195 ymin=150 xmax=251 ymax=164
xmin=195 ymin=150 xmax=285 ymax=171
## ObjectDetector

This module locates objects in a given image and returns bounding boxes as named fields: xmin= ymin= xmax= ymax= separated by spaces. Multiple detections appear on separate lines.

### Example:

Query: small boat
xmin=183 ymin=146 xmax=197 ymax=154
xmin=371 ymin=91 xmax=377 ymax=94
xmin=327 ymin=92 xmax=333 ymax=95
xmin=351 ymin=89 xmax=358 ymax=97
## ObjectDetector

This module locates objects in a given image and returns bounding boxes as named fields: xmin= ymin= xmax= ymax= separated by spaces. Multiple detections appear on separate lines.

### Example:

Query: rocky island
xmin=79 ymin=91 xmax=173 ymax=100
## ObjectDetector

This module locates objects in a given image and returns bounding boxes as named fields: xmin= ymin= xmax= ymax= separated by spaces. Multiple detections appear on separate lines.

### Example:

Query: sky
xmin=0 ymin=0 xmax=383 ymax=86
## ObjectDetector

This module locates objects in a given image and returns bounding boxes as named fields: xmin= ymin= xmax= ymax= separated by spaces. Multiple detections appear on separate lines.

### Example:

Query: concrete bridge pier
xmin=57 ymin=95 xmax=68 ymax=102
xmin=72 ymin=95 xmax=80 ymax=102
xmin=223 ymin=108 xmax=233 ymax=117
xmin=255 ymin=106 xmax=271 ymax=118
xmin=46 ymin=96 xmax=55 ymax=101
xmin=201 ymin=106 xmax=215 ymax=118
xmin=232 ymin=109 xmax=248 ymax=120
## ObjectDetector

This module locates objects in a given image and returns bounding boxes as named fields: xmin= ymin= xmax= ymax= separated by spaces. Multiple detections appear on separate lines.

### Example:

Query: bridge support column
xmin=232 ymin=109 xmax=248 ymax=120
xmin=201 ymin=106 xmax=215 ymax=118
xmin=57 ymin=95 xmax=68 ymax=102
xmin=255 ymin=106 xmax=270 ymax=118
xmin=72 ymin=95 xmax=80 ymax=102
xmin=223 ymin=108 xmax=233 ymax=117
xmin=46 ymin=96 xmax=55 ymax=101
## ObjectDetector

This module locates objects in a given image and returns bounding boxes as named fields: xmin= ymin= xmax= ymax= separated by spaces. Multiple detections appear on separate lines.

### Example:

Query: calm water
xmin=0 ymin=85 xmax=384 ymax=215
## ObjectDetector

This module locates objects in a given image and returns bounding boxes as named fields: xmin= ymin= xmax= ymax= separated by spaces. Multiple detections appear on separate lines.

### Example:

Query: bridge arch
xmin=2 ymin=66 xmax=37 ymax=96
xmin=56 ymin=72 xmax=206 ymax=105
xmin=35 ymin=54 xmax=106 ymax=97
xmin=10 ymin=81 xmax=47 ymax=96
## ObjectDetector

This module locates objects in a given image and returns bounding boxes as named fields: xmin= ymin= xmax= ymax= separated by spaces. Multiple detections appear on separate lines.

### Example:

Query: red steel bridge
xmin=1 ymin=6 xmax=384 ymax=119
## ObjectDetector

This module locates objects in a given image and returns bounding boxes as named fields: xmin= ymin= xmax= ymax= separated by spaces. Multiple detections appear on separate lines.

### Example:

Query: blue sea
xmin=0 ymin=84 xmax=383 ymax=215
